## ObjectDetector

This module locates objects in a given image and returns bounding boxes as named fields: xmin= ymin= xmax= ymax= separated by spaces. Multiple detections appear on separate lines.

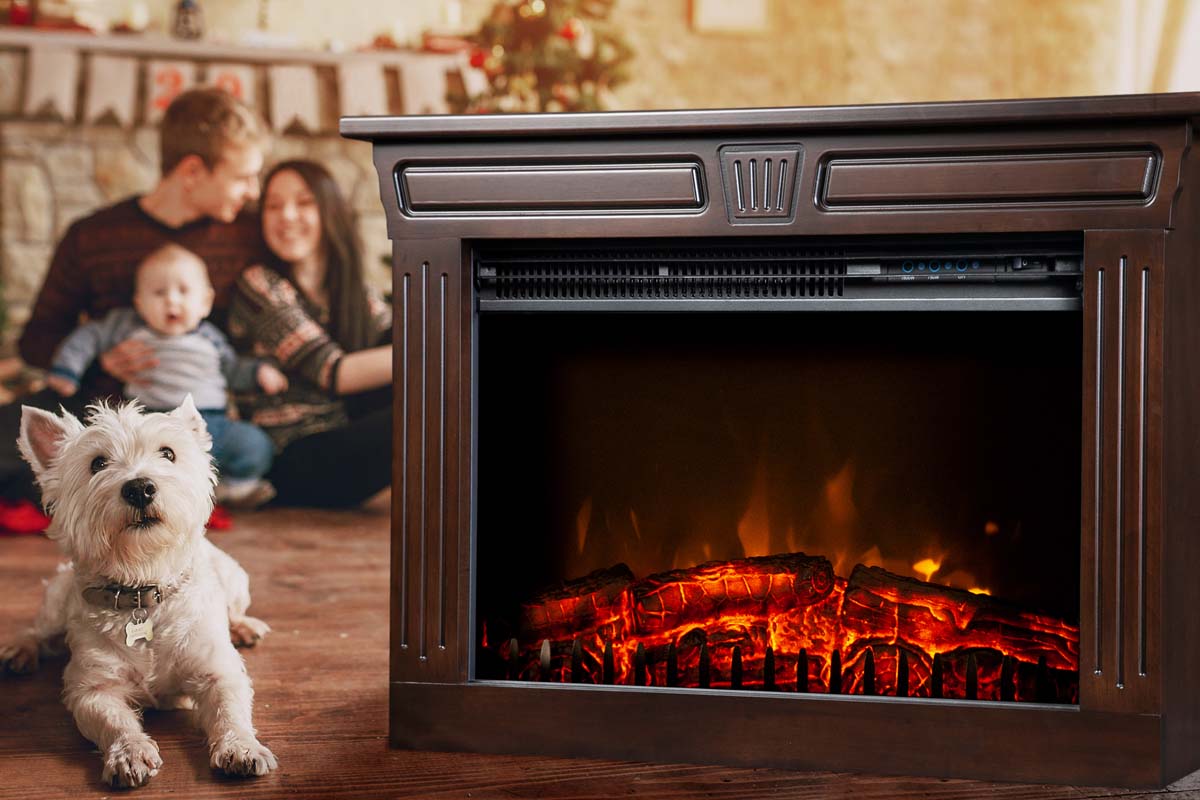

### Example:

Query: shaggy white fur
xmin=0 ymin=396 xmax=277 ymax=788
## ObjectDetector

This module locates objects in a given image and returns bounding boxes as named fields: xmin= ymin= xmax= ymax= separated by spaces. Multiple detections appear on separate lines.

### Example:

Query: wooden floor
xmin=2 ymin=494 xmax=1199 ymax=800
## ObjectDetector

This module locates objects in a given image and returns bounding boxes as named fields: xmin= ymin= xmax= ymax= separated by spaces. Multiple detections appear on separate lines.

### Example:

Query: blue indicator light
xmin=901 ymin=261 xmax=914 ymax=273
xmin=928 ymin=261 xmax=941 ymax=273
xmin=955 ymin=259 xmax=968 ymax=272
xmin=917 ymin=262 xmax=926 ymax=271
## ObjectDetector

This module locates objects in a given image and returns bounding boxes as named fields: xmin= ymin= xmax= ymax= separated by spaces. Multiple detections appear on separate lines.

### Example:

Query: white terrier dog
xmin=0 ymin=397 xmax=277 ymax=788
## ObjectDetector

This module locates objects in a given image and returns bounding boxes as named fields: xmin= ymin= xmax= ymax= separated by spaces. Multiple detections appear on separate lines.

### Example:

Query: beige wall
xmin=83 ymin=0 xmax=1198 ymax=108
xmin=605 ymin=0 xmax=1121 ymax=108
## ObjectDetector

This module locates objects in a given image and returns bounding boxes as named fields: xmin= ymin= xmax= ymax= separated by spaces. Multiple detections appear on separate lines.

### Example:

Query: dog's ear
xmin=170 ymin=394 xmax=212 ymax=452
xmin=18 ymin=406 xmax=83 ymax=478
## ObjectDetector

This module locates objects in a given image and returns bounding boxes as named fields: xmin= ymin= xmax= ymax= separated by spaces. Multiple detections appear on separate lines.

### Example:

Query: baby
xmin=47 ymin=243 xmax=288 ymax=507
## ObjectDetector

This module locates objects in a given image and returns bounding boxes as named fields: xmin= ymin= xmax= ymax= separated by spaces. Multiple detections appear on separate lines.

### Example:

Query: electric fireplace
xmin=342 ymin=92 xmax=1200 ymax=787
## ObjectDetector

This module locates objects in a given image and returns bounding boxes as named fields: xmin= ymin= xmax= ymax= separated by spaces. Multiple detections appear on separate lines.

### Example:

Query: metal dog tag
xmin=125 ymin=608 xmax=153 ymax=646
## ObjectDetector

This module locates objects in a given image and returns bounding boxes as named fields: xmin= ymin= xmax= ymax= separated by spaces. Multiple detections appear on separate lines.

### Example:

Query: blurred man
xmin=0 ymin=88 xmax=271 ymax=510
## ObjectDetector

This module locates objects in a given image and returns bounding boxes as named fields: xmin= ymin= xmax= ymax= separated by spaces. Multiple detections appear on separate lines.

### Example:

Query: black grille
xmin=478 ymin=245 xmax=847 ymax=300
xmin=474 ymin=235 xmax=1085 ymax=310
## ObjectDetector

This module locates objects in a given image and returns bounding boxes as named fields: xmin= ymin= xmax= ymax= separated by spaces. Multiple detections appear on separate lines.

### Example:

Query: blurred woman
xmin=228 ymin=160 xmax=392 ymax=508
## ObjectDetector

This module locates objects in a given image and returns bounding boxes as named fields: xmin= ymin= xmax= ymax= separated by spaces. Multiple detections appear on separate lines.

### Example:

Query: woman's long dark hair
xmin=262 ymin=159 xmax=374 ymax=352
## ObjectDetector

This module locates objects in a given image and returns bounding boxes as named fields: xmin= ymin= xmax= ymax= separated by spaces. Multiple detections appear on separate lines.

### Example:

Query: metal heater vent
xmin=477 ymin=244 xmax=847 ymax=301
xmin=474 ymin=234 xmax=1085 ymax=311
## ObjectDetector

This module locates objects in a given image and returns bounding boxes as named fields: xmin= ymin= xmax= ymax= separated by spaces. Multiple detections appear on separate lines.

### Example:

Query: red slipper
xmin=0 ymin=501 xmax=234 ymax=535
xmin=207 ymin=505 xmax=233 ymax=531
xmin=0 ymin=498 xmax=51 ymax=535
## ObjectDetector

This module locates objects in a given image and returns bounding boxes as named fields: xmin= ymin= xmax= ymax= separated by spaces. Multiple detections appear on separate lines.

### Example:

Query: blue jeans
xmin=200 ymin=410 xmax=274 ymax=480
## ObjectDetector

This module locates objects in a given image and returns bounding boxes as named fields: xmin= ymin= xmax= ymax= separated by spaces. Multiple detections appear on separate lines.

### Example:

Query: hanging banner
xmin=145 ymin=60 xmax=197 ymax=124
xmin=24 ymin=46 xmax=80 ymax=120
xmin=397 ymin=53 xmax=453 ymax=115
xmin=84 ymin=54 xmax=138 ymax=126
xmin=337 ymin=59 xmax=388 ymax=118
xmin=268 ymin=64 xmax=321 ymax=133
xmin=0 ymin=51 xmax=22 ymax=116
xmin=206 ymin=63 xmax=258 ymax=111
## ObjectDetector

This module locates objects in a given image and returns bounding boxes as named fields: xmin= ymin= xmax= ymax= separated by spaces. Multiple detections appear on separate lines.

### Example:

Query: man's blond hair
xmin=159 ymin=87 xmax=268 ymax=176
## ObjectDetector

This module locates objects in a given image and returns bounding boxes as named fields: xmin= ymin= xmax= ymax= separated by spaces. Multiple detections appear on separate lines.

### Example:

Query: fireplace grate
xmin=490 ymin=635 xmax=1069 ymax=703
xmin=478 ymin=245 xmax=847 ymax=300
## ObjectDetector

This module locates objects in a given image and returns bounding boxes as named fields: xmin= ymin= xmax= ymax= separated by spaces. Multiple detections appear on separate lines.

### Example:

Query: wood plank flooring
xmin=1 ymin=494 xmax=1198 ymax=800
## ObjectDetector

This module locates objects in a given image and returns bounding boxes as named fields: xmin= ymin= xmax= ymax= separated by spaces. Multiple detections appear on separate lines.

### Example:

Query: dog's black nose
xmin=121 ymin=478 xmax=157 ymax=509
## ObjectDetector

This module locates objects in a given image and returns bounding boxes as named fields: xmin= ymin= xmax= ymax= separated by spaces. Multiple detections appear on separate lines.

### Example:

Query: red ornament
xmin=558 ymin=18 xmax=579 ymax=41
xmin=8 ymin=0 xmax=34 ymax=25
xmin=469 ymin=48 xmax=488 ymax=68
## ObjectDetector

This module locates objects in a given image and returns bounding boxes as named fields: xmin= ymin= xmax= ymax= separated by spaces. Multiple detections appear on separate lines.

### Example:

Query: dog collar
xmin=82 ymin=583 xmax=163 ymax=611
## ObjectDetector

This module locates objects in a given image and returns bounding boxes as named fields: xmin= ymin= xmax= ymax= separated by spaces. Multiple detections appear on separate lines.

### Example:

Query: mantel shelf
xmin=0 ymin=26 xmax=451 ymax=67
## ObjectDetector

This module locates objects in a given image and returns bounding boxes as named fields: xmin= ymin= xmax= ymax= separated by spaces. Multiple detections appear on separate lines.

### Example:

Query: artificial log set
xmin=483 ymin=553 xmax=1079 ymax=703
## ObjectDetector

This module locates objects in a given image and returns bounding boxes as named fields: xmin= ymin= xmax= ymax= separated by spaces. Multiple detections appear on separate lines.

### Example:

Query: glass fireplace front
xmin=476 ymin=305 xmax=1082 ymax=703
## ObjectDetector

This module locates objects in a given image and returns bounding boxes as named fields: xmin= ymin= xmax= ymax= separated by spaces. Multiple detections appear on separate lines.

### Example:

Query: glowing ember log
xmin=839 ymin=565 xmax=1078 ymax=670
xmin=520 ymin=563 xmax=635 ymax=642
xmin=836 ymin=566 xmax=1079 ymax=701
xmin=633 ymin=553 xmax=835 ymax=633
xmin=515 ymin=564 xmax=637 ymax=684
xmin=498 ymin=553 xmax=1079 ymax=702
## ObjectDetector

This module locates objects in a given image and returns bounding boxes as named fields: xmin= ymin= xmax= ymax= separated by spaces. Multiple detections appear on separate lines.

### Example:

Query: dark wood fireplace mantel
xmin=343 ymin=92 xmax=1200 ymax=788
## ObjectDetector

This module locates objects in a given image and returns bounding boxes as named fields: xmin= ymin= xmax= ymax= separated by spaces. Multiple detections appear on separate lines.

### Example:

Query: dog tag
xmin=125 ymin=608 xmax=153 ymax=647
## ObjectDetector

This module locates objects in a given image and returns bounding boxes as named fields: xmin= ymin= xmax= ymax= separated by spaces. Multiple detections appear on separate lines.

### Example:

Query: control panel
xmin=846 ymin=256 xmax=1082 ymax=283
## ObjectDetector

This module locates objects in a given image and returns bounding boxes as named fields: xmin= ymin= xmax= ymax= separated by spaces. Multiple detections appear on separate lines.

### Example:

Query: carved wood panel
xmin=1079 ymin=229 xmax=1163 ymax=714
xmin=390 ymin=238 xmax=470 ymax=684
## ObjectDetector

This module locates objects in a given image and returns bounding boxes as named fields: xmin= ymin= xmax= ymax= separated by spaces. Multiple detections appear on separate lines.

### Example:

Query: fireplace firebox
xmin=342 ymin=92 xmax=1200 ymax=787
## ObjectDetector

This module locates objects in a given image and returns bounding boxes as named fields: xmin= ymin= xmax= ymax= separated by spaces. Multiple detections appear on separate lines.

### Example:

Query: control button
xmin=847 ymin=263 xmax=882 ymax=277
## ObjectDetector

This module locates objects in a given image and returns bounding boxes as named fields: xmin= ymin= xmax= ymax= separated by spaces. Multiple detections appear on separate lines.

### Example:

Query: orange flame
xmin=736 ymin=460 xmax=771 ymax=558
xmin=575 ymin=497 xmax=592 ymax=555
xmin=824 ymin=461 xmax=858 ymax=527
xmin=912 ymin=557 xmax=942 ymax=583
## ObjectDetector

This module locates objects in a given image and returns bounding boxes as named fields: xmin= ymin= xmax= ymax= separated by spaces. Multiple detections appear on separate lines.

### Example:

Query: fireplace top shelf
xmin=341 ymin=91 xmax=1200 ymax=141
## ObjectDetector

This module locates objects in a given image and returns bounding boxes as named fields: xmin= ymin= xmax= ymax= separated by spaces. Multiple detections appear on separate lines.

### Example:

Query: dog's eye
xmin=159 ymin=446 xmax=175 ymax=462
xmin=90 ymin=456 xmax=108 ymax=474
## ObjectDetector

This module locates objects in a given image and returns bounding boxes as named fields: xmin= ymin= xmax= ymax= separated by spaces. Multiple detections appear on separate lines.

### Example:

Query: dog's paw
xmin=229 ymin=615 xmax=270 ymax=648
xmin=0 ymin=636 xmax=40 ymax=674
xmin=210 ymin=734 xmax=278 ymax=777
xmin=102 ymin=734 xmax=162 ymax=788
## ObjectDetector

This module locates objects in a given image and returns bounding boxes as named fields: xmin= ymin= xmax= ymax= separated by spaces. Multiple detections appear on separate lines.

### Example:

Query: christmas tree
xmin=449 ymin=0 xmax=634 ymax=114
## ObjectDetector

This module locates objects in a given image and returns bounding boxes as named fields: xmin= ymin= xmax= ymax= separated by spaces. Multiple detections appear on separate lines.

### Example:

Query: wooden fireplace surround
xmin=341 ymin=92 xmax=1200 ymax=788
